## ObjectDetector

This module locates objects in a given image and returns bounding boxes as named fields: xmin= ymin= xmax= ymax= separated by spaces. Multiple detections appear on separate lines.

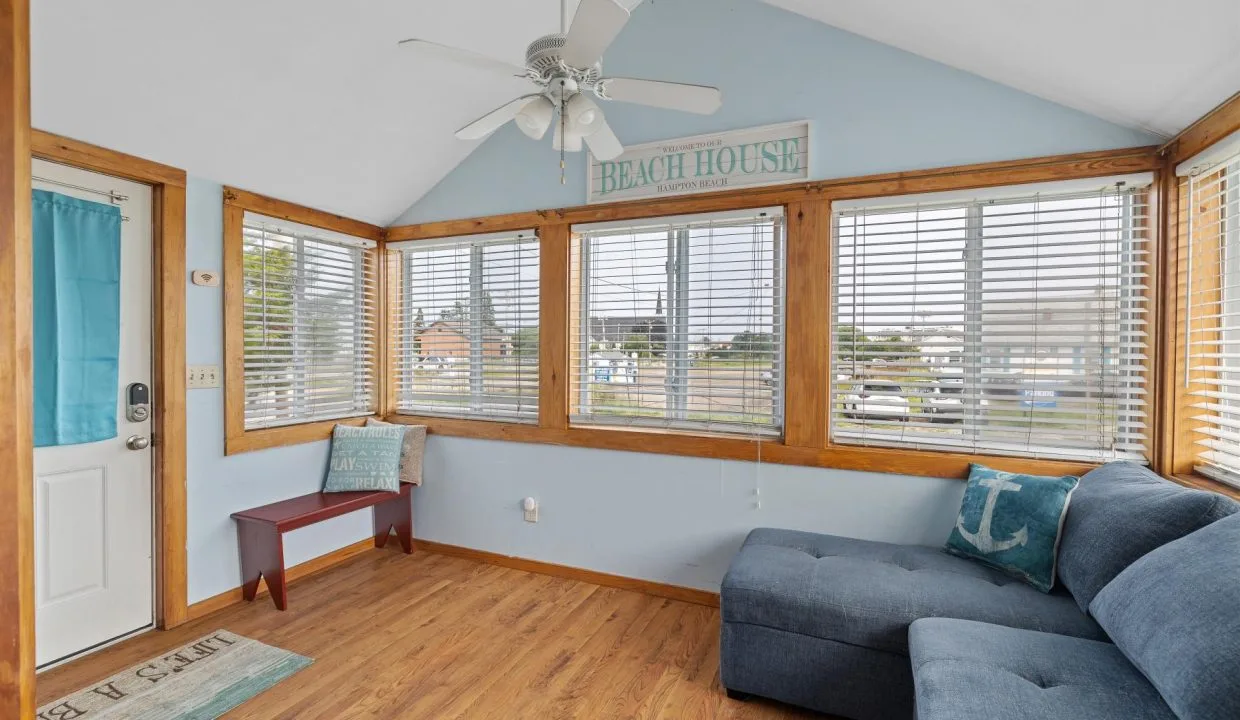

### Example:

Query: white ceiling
xmin=31 ymin=0 xmax=1239 ymax=225
xmin=31 ymin=0 xmax=582 ymax=225
xmin=764 ymin=0 xmax=1240 ymax=138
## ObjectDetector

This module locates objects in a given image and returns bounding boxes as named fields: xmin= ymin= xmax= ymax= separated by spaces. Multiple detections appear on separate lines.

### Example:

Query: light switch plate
xmin=188 ymin=364 xmax=221 ymax=389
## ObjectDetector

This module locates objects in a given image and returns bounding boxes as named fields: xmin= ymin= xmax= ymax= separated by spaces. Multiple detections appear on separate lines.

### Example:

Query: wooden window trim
xmin=222 ymin=187 xmax=384 ymax=455
xmin=1162 ymin=91 xmax=1240 ymax=167
xmin=379 ymin=413 xmax=1097 ymax=480
xmin=383 ymin=145 xmax=1163 ymax=480
xmin=1172 ymin=473 xmax=1240 ymax=503
xmin=1159 ymin=93 xmax=1240 ymax=485
xmin=387 ymin=146 xmax=1160 ymax=242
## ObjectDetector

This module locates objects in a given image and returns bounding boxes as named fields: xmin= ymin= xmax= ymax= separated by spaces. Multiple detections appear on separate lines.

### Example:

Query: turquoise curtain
xmin=33 ymin=190 xmax=122 ymax=447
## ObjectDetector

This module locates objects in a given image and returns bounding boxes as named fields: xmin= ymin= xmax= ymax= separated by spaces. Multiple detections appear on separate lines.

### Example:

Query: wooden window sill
xmin=224 ymin=415 xmax=371 ymax=455
xmin=382 ymin=414 xmax=1097 ymax=481
xmin=1171 ymin=473 xmax=1240 ymax=502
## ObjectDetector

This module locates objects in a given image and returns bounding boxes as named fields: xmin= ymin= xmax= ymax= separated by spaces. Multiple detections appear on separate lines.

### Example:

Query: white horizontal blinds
xmin=1185 ymin=151 xmax=1240 ymax=486
xmin=572 ymin=209 xmax=784 ymax=435
xmin=242 ymin=212 xmax=378 ymax=429
xmin=831 ymin=180 xmax=1151 ymax=462
xmin=393 ymin=231 xmax=540 ymax=422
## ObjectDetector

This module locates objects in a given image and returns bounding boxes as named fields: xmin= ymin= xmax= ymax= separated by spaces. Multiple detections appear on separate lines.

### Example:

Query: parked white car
xmin=842 ymin=381 xmax=909 ymax=421
xmin=922 ymin=380 xmax=965 ymax=423
xmin=417 ymin=356 xmax=464 ymax=378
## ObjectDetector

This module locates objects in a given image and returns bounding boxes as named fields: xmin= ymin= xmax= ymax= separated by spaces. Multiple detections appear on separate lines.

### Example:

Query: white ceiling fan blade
xmin=456 ymin=95 xmax=543 ymax=140
xmin=599 ymin=78 xmax=722 ymax=115
xmin=553 ymin=121 xmax=583 ymax=152
xmin=398 ymin=39 xmax=528 ymax=78
xmin=585 ymin=119 xmax=624 ymax=161
xmin=561 ymin=0 xmax=631 ymax=68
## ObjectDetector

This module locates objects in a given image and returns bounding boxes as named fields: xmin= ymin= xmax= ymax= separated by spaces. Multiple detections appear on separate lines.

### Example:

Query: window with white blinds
xmin=831 ymin=177 xmax=1151 ymax=462
xmin=571 ymin=209 xmax=784 ymax=435
xmin=242 ymin=212 xmax=378 ymax=429
xmin=1182 ymin=142 xmax=1240 ymax=487
xmin=391 ymin=231 xmax=540 ymax=422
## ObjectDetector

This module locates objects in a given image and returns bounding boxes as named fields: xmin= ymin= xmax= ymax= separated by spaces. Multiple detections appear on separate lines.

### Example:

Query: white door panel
xmin=37 ymin=466 xmax=107 ymax=603
xmin=32 ymin=159 xmax=154 ymax=668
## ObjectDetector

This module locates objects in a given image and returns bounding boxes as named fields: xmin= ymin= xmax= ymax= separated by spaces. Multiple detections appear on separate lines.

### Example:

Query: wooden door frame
xmin=1 ymin=0 xmax=35 ymax=714
xmin=30 ymin=131 xmax=189 ymax=634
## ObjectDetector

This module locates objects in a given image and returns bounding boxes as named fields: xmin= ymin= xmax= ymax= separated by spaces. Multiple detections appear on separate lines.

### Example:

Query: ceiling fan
xmin=398 ymin=0 xmax=722 ymax=164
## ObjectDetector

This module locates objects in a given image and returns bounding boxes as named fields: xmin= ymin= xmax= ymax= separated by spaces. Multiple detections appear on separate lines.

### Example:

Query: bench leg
xmin=237 ymin=521 xmax=288 ymax=611
xmin=374 ymin=485 xmax=413 ymax=554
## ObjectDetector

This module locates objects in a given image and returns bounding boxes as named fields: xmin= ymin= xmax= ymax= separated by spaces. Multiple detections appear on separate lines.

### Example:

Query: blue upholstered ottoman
xmin=719 ymin=528 xmax=1101 ymax=720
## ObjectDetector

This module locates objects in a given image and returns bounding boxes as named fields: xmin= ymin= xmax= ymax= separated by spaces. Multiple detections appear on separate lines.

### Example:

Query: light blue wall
xmin=375 ymin=0 xmax=1156 ymax=591
xmin=183 ymin=0 xmax=1159 ymax=601
xmin=397 ymin=0 xmax=1156 ymax=224
xmin=185 ymin=177 xmax=373 ymax=603
xmin=419 ymin=437 xmax=966 ymax=590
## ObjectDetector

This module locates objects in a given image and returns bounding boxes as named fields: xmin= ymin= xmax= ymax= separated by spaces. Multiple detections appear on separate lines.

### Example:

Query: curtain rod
xmin=33 ymin=176 xmax=130 ymax=221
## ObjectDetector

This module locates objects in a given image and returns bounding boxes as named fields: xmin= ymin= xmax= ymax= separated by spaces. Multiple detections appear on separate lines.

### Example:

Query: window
xmin=241 ymin=212 xmax=378 ymax=429
xmin=1182 ymin=142 xmax=1240 ymax=486
xmin=831 ymin=177 xmax=1152 ymax=462
xmin=571 ymin=209 xmax=785 ymax=435
xmin=391 ymin=231 xmax=540 ymax=422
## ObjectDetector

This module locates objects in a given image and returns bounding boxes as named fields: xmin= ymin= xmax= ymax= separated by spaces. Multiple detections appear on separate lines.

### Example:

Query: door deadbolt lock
xmin=126 ymin=382 xmax=150 ymax=422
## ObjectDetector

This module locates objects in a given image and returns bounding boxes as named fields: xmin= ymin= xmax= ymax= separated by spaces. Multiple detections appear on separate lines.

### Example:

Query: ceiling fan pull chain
xmin=560 ymin=93 xmax=567 ymax=185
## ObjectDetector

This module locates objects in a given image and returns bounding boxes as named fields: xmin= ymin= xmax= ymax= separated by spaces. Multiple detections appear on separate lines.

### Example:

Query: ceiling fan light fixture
xmin=566 ymin=93 xmax=605 ymax=136
xmin=516 ymin=96 xmax=555 ymax=140
xmin=403 ymin=1 xmax=723 ymax=177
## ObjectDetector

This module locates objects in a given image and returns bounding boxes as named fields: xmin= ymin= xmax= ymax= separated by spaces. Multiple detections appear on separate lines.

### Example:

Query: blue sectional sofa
xmin=719 ymin=462 xmax=1240 ymax=720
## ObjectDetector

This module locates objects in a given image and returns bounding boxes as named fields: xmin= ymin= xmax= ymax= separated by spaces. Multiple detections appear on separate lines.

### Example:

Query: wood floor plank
xmin=35 ymin=547 xmax=829 ymax=719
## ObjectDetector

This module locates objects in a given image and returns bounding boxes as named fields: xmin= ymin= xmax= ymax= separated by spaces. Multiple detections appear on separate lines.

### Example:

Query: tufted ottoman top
xmin=720 ymin=528 xmax=1104 ymax=655
xmin=909 ymin=617 xmax=1175 ymax=720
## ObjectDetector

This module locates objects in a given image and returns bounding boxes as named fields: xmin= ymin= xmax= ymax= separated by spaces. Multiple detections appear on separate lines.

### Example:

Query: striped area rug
xmin=38 ymin=630 xmax=311 ymax=719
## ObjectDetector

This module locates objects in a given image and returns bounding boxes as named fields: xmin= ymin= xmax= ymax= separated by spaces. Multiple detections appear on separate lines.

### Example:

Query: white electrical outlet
xmin=522 ymin=497 xmax=539 ymax=523
xmin=188 ymin=364 xmax=221 ymax=389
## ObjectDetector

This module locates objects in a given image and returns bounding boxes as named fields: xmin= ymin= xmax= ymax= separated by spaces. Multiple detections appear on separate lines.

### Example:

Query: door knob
xmin=125 ymin=435 xmax=150 ymax=451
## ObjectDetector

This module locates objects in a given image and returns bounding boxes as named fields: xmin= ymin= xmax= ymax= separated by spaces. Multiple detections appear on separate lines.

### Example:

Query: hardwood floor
xmin=36 ymin=546 xmax=824 ymax=718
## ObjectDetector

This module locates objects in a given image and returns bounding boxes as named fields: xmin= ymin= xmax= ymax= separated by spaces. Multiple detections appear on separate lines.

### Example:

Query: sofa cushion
xmin=1091 ymin=512 xmax=1240 ymax=720
xmin=721 ymin=528 xmax=1104 ymax=656
xmin=945 ymin=464 xmax=1079 ymax=592
xmin=909 ymin=618 xmax=1176 ymax=720
xmin=1057 ymin=461 xmax=1238 ymax=612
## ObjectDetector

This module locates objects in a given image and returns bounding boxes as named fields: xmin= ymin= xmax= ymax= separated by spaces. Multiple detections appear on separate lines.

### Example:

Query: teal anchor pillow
xmin=323 ymin=423 xmax=407 ymax=493
xmin=945 ymin=464 xmax=1080 ymax=593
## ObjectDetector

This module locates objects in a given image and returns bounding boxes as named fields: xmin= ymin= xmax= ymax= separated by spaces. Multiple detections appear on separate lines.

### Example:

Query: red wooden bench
xmin=230 ymin=483 xmax=413 ymax=610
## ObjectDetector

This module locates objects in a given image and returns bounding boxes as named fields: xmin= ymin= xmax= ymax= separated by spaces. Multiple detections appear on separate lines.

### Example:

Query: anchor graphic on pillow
xmin=957 ymin=475 xmax=1030 ymax=553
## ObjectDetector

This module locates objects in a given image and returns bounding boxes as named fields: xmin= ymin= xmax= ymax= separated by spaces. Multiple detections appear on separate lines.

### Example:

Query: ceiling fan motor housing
xmin=526 ymin=33 xmax=601 ymax=87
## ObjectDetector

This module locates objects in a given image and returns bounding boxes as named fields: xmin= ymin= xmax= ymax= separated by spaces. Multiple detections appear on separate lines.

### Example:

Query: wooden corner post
xmin=0 ymin=0 xmax=36 ymax=714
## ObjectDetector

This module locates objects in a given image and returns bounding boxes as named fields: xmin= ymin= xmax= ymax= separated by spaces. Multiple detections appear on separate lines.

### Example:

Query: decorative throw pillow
xmin=323 ymin=424 xmax=406 ymax=493
xmin=1057 ymin=461 xmax=1239 ymax=612
xmin=365 ymin=418 xmax=426 ymax=486
xmin=1090 ymin=512 xmax=1240 ymax=720
xmin=944 ymin=464 xmax=1079 ymax=593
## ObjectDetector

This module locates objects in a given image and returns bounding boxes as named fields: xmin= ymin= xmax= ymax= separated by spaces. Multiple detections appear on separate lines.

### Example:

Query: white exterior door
xmin=32 ymin=159 xmax=154 ymax=668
